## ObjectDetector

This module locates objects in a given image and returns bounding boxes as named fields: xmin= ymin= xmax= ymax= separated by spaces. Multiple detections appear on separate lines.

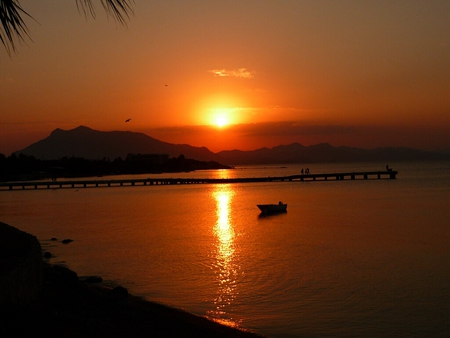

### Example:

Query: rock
xmin=110 ymin=285 xmax=128 ymax=297
xmin=61 ymin=239 xmax=73 ymax=244
xmin=0 ymin=222 xmax=43 ymax=305
xmin=44 ymin=264 xmax=78 ymax=286
xmin=43 ymin=252 xmax=52 ymax=259
xmin=84 ymin=276 xmax=103 ymax=283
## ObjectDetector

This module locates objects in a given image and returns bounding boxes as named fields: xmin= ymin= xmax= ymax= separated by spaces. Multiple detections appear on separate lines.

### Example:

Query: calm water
xmin=1 ymin=162 xmax=450 ymax=337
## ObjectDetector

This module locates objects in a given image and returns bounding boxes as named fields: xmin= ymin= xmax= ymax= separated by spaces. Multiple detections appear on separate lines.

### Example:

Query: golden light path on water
xmin=208 ymin=183 xmax=240 ymax=327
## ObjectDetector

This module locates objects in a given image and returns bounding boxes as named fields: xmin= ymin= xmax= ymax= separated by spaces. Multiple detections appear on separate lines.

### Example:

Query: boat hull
xmin=257 ymin=204 xmax=287 ymax=213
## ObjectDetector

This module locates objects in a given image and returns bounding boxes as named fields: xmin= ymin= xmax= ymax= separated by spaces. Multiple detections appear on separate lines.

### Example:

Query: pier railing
xmin=0 ymin=170 xmax=397 ymax=191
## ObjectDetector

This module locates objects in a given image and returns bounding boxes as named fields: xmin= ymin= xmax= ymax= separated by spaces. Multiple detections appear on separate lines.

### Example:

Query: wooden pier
xmin=0 ymin=170 xmax=397 ymax=191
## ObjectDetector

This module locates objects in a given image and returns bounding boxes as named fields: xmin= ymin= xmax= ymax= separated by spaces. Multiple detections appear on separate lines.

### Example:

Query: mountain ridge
xmin=16 ymin=126 xmax=214 ymax=162
xmin=14 ymin=126 xmax=450 ymax=164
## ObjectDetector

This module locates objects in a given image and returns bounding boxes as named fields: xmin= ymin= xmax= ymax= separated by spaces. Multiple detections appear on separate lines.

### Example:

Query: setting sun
xmin=215 ymin=116 xmax=228 ymax=128
xmin=211 ymin=108 xmax=233 ymax=128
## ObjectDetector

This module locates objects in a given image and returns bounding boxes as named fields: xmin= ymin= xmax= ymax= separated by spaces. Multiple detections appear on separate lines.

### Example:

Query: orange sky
xmin=1 ymin=1 xmax=449 ymax=155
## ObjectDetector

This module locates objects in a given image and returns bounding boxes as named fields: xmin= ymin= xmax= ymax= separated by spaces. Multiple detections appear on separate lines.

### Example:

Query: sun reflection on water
xmin=213 ymin=169 xmax=233 ymax=179
xmin=208 ymin=185 xmax=240 ymax=327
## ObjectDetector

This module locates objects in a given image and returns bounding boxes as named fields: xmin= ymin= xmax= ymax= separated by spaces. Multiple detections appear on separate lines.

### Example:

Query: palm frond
xmin=1 ymin=0 xmax=134 ymax=54
xmin=0 ymin=0 xmax=31 ymax=55
xmin=76 ymin=0 xmax=134 ymax=25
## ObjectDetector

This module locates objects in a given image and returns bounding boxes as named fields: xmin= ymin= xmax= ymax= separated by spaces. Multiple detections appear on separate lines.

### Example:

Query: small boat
xmin=257 ymin=201 xmax=287 ymax=213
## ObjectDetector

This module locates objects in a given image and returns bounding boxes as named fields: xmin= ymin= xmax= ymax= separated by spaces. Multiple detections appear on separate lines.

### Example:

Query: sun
xmin=215 ymin=115 xmax=228 ymax=128
xmin=211 ymin=108 xmax=232 ymax=128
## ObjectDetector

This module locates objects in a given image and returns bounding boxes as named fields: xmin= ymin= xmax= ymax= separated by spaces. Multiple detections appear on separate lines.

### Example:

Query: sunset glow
xmin=211 ymin=109 xmax=233 ymax=128
xmin=215 ymin=116 xmax=227 ymax=128
xmin=1 ymin=1 xmax=449 ymax=155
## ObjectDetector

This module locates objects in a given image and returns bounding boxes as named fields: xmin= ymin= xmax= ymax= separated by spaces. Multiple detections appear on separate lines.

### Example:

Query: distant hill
xmin=213 ymin=143 xmax=450 ymax=164
xmin=15 ymin=126 xmax=450 ymax=165
xmin=16 ymin=126 xmax=215 ymax=161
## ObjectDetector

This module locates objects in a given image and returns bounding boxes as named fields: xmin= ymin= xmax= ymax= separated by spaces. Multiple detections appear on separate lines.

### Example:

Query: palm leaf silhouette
xmin=1 ymin=0 xmax=133 ymax=55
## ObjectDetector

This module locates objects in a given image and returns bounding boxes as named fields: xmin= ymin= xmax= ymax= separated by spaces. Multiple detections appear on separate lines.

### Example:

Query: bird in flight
xmin=125 ymin=118 xmax=131 ymax=123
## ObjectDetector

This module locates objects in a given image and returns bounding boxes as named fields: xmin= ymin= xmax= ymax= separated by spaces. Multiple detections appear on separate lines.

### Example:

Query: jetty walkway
xmin=0 ymin=170 xmax=397 ymax=191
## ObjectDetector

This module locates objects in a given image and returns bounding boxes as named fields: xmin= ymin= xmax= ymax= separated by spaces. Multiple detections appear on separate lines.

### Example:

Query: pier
xmin=0 ymin=170 xmax=397 ymax=191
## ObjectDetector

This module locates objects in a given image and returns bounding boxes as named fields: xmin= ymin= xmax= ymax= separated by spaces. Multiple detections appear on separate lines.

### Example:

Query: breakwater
xmin=0 ymin=170 xmax=397 ymax=191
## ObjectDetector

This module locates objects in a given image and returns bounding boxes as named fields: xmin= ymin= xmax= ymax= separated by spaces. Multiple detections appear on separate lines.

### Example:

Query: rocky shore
xmin=0 ymin=222 xmax=265 ymax=337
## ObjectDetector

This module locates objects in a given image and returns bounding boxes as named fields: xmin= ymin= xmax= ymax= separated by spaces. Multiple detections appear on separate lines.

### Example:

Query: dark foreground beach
xmin=0 ymin=222 xmax=265 ymax=337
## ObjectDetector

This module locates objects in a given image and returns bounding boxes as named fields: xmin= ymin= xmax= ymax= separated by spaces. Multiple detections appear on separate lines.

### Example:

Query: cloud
xmin=152 ymin=121 xmax=356 ymax=137
xmin=231 ymin=121 xmax=356 ymax=137
xmin=209 ymin=68 xmax=255 ymax=79
xmin=141 ymin=121 xmax=449 ymax=151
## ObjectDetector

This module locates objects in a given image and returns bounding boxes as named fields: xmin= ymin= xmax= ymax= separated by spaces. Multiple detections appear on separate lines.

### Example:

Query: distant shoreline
xmin=0 ymin=154 xmax=233 ymax=183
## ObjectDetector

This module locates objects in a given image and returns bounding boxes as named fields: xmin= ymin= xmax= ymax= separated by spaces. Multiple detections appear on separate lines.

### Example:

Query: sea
xmin=1 ymin=161 xmax=449 ymax=337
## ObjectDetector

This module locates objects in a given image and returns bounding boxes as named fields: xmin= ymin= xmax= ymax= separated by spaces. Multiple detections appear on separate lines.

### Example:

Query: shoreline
xmin=0 ymin=222 xmax=265 ymax=337
xmin=2 ymin=263 xmax=266 ymax=337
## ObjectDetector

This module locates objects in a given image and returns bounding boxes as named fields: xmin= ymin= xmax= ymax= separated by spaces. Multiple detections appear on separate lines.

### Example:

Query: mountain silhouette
xmin=213 ymin=143 xmax=449 ymax=164
xmin=15 ymin=126 xmax=450 ymax=164
xmin=16 ymin=126 xmax=215 ymax=161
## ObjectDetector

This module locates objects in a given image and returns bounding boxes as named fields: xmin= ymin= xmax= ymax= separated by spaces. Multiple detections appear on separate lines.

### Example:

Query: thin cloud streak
xmin=145 ymin=122 xmax=449 ymax=152
xmin=152 ymin=121 xmax=356 ymax=137
xmin=233 ymin=122 xmax=357 ymax=137
xmin=209 ymin=68 xmax=255 ymax=79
